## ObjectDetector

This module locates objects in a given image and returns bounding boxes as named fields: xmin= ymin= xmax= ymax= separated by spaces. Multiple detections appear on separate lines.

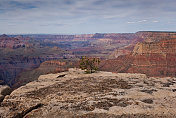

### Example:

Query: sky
xmin=0 ymin=0 xmax=176 ymax=34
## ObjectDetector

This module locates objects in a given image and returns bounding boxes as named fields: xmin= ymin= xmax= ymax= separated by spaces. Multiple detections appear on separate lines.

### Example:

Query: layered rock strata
xmin=101 ymin=31 xmax=176 ymax=77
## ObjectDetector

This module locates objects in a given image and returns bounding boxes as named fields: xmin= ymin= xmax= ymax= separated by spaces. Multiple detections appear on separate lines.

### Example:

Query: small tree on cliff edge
xmin=79 ymin=56 xmax=100 ymax=73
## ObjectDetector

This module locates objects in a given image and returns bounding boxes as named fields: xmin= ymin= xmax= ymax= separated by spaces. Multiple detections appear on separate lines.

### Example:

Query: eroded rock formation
xmin=100 ymin=31 xmax=176 ymax=77
xmin=12 ymin=60 xmax=77 ymax=89
xmin=1 ymin=31 xmax=176 ymax=87
xmin=0 ymin=34 xmax=69 ymax=86
xmin=130 ymin=32 xmax=176 ymax=77
xmin=0 ymin=69 xmax=176 ymax=118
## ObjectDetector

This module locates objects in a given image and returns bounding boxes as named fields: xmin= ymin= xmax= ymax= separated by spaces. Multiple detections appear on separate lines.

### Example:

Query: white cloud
xmin=127 ymin=19 xmax=147 ymax=24
xmin=138 ymin=19 xmax=147 ymax=23
xmin=127 ymin=21 xmax=136 ymax=24
xmin=153 ymin=20 xmax=159 ymax=23
xmin=0 ymin=0 xmax=176 ymax=34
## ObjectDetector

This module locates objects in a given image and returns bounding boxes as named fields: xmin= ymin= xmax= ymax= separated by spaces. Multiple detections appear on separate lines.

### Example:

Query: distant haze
xmin=0 ymin=0 xmax=176 ymax=34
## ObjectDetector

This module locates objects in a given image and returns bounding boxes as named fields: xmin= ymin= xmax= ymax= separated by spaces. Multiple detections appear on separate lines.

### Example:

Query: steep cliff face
xmin=100 ymin=32 xmax=176 ymax=77
xmin=0 ymin=35 xmax=69 ymax=86
xmin=130 ymin=32 xmax=176 ymax=77
xmin=133 ymin=39 xmax=176 ymax=55
xmin=11 ymin=60 xmax=77 ymax=89
xmin=1 ymin=57 xmax=48 ymax=85
xmin=0 ymin=54 xmax=68 ymax=86
xmin=1 ymin=69 xmax=176 ymax=118
xmin=108 ymin=33 xmax=144 ymax=58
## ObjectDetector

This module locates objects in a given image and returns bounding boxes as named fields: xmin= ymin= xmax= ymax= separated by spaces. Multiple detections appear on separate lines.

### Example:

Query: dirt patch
xmin=141 ymin=99 xmax=153 ymax=104
xmin=162 ymin=82 xmax=174 ymax=87
xmin=61 ymin=98 xmax=132 ymax=111
xmin=140 ymin=89 xmax=157 ymax=94
xmin=25 ymin=77 xmax=132 ymax=99
xmin=143 ymin=81 xmax=155 ymax=86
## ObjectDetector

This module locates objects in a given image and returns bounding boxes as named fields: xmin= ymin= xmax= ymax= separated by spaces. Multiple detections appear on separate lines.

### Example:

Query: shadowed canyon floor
xmin=0 ymin=68 xmax=176 ymax=118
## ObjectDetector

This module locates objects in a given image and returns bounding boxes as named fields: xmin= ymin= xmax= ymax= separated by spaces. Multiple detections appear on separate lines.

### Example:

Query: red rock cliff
xmin=100 ymin=31 xmax=176 ymax=77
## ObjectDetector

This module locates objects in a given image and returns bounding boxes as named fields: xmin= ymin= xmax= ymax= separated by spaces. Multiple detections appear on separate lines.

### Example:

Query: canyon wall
xmin=2 ymin=31 xmax=176 ymax=87
xmin=12 ymin=60 xmax=77 ymax=89
xmin=130 ymin=32 xmax=176 ymax=77
xmin=5 ymin=33 xmax=141 ymax=87
xmin=100 ymin=31 xmax=176 ymax=77
xmin=0 ymin=35 xmax=69 ymax=86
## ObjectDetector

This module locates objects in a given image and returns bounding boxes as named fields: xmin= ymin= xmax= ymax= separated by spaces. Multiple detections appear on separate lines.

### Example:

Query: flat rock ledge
xmin=0 ymin=68 xmax=176 ymax=118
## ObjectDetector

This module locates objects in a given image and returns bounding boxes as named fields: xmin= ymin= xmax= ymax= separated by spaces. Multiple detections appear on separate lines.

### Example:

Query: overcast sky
xmin=0 ymin=0 xmax=176 ymax=34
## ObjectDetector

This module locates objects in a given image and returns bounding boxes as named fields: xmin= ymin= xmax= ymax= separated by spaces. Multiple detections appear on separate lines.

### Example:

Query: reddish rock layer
xmin=0 ymin=35 xmax=30 ymax=49
xmin=12 ymin=60 xmax=77 ymax=89
xmin=100 ymin=32 xmax=176 ymax=77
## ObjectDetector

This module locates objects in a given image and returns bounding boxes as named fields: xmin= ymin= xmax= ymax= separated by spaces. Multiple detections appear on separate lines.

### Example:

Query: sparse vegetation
xmin=79 ymin=56 xmax=100 ymax=73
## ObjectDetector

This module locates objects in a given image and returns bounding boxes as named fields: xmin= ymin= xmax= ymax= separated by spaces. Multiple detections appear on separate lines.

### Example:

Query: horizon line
xmin=1 ymin=31 xmax=176 ymax=35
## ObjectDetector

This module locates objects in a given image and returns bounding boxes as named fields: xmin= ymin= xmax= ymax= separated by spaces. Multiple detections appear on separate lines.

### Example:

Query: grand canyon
xmin=0 ymin=31 xmax=176 ymax=87
xmin=0 ymin=31 xmax=176 ymax=117
xmin=1 ymin=0 xmax=176 ymax=117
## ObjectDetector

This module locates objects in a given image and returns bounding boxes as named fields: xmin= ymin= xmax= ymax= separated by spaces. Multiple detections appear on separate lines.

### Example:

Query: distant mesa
xmin=0 ymin=34 xmax=8 ymax=38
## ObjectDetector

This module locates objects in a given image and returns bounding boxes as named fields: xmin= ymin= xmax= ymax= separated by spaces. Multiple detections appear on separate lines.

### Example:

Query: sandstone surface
xmin=0 ymin=69 xmax=176 ymax=118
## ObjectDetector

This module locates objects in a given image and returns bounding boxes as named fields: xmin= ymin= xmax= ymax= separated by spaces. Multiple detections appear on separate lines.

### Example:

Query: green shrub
xmin=79 ymin=56 xmax=100 ymax=73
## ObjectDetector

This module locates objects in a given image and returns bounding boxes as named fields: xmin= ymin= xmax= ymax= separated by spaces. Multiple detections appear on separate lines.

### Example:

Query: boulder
xmin=0 ymin=85 xmax=11 ymax=102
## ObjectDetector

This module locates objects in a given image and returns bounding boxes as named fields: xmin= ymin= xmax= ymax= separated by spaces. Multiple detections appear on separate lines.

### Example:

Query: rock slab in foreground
xmin=0 ymin=68 xmax=176 ymax=118
xmin=0 ymin=85 xmax=11 ymax=102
